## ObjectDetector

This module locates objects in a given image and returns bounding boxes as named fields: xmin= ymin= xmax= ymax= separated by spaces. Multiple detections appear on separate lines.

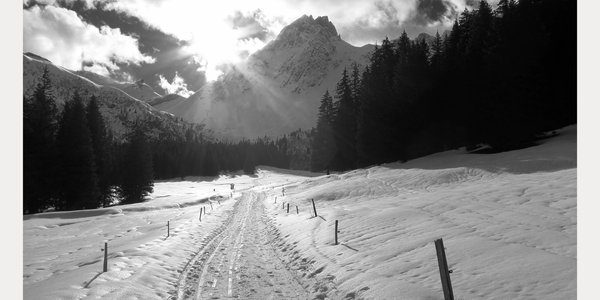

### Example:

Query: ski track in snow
xmin=173 ymin=190 xmax=331 ymax=299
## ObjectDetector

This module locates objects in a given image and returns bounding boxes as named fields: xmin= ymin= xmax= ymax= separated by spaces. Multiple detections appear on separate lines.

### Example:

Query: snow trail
xmin=173 ymin=191 xmax=315 ymax=299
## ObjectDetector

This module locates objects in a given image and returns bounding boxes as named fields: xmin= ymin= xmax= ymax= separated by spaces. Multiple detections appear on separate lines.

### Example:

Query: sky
xmin=23 ymin=0 xmax=483 ymax=96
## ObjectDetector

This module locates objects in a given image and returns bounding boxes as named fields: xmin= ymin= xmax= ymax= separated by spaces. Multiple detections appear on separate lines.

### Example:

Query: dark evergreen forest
xmin=310 ymin=0 xmax=576 ymax=172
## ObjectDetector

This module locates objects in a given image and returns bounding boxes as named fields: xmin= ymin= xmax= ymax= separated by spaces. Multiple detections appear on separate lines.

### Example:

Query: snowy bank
xmin=265 ymin=126 xmax=576 ymax=299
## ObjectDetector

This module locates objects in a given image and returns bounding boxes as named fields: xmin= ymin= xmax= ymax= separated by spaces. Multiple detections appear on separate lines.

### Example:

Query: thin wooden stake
xmin=434 ymin=238 xmax=454 ymax=300
xmin=312 ymin=199 xmax=317 ymax=217
xmin=296 ymin=205 xmax=299 ymax=214
xmin=103 ymin=242 xmax=108 ymax=272
xmin=210 ymin=202 xmax=213 ymax=210
xmin=167 ymin=221 xmax=170 ymax=237
xmin=199 ymin=208 xmax=202 ymax=221
xmin=334 ymin=220 xmax=339 ymax=245
xmin=287 ymin=203 xmax=290 ymax=213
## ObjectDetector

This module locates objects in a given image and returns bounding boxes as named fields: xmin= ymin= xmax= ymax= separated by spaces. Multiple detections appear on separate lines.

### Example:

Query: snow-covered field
xmin=23 ymin=126 xmax=576 ymax=299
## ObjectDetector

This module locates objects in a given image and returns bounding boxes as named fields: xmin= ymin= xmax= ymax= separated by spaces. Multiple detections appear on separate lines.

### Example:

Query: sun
xmin=177 ymin=13 xmax=268 ymax=82
xmin=181 ymin=29 xmax=240 ymax=82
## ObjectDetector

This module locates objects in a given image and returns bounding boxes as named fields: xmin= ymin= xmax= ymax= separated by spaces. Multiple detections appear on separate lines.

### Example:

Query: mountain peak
xmin=273 ymin=15 xmax=339 ymax=48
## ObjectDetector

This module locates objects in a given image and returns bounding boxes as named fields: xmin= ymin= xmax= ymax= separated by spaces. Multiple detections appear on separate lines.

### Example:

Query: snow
xmin=23 ymin=126 xmax=576 ymax=299
xmin=264 ymin=125 xmax=576 ymax=299
xmin=23 ymin=175 xmax=260 ymax=299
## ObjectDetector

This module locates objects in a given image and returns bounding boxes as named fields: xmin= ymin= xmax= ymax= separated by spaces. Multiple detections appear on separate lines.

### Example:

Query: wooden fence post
xmin=296 ymin=205 xmax=299 ymax=214
xmin=335 ymin=220 xmax=338 ymax=245
xmin=434 ymin=238 xmax=454 ymax=300
xmin=103 ymin=242 xmax=108 ymax=272
xmin=210 ymin=202 xmax=213 ymax=210
xmin=204 ymin=206 xmax=206 ymax=215
xmin=287 ymin=203 xmax=290 ymax=213
xmin=199 ymin=208 xmax=202 ymax=221
xmin=167 ymin=221 xmax=170 ymax=237
xmin=312 ymin=199 xmax=317 ymax=217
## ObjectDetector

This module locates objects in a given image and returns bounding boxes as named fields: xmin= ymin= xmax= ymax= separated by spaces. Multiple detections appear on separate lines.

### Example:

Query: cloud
xmin=96 ymin=0 xmax=476 ymax=46
xmin=229 ymin=10 xmax=270 ymax=41
xmin=412 ymin=0 xmax=458 ymax=26
xmin=23 ymin=4 xmax=155 ymax=76
xmin=158 ymin=72 xmax=193 ymax=97
xmin=465 ymin=0 xmax=480 ymax=7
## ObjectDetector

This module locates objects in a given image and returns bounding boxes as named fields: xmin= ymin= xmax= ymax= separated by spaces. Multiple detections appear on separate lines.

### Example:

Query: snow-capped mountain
xmin=23 ymin=53 xmax=205 ymax=141
xmin=155 ymin=15 xmax=374 ymax=139
xmin=249 ymin=15 xmax=372 ymax=94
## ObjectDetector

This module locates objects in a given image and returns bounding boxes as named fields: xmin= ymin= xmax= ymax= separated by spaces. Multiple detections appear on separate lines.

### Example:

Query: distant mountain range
xmin=23 ymin=52 xmax=205 ymax=141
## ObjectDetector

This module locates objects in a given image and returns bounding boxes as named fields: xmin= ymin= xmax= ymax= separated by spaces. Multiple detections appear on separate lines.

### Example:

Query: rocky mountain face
xmin=248 ymin=15 xmax=364 ymax=93
xmin=23 ymin=53 xmax=205 ymax=141
xmin=154 ymin=15 xmax=374 ymax=139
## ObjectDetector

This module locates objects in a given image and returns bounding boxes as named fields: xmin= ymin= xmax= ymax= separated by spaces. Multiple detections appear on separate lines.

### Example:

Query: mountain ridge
xmin=23 ymin=52 xmax=206 ymax=141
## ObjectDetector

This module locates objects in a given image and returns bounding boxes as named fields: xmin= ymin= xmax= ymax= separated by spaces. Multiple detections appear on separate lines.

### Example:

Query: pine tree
xmin=355 ymin=65 xmax=377 ymax=167
xmin=56 ymin=91 xmax=100 ymax=210
xmin=396 ymin=31 xmax=411 ymax=69
xmin=430 ymin=31 xmax=444 ymax=71
xmin=310 ymin=91 xmax=336 ymax=171
xmin=119 ymin=126 xmax=154 ymax=204
xmin=350 ymin=62 xmax=361 ymax=104
xmin=332 ymin=68 xmax=357 ymax=170
xmin=356 ymin=38 xmax=398 ymax=165
xmin=23 ymin=67 xmax=59 ymax=213
xmin=86 ymin=95 xmax=111 ymax=206
xmin=445 ymin=20 xmax=462 ymax=68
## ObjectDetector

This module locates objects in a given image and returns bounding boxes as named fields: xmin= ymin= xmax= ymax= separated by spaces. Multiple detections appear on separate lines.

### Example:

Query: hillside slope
xmin=73 ymin=70 xmax=162 ymax=103
xmin=23 ymin=53 xmax=204 ymax=140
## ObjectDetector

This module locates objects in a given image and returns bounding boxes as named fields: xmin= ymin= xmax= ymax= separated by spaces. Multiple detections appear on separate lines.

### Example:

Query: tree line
xmin=310 ymin=0 xmax=575 ymax=172
xmin=150 ymin=135 xmax=291 ymax=180
xmin=23 ymin=68 xmax=293 ymax=214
